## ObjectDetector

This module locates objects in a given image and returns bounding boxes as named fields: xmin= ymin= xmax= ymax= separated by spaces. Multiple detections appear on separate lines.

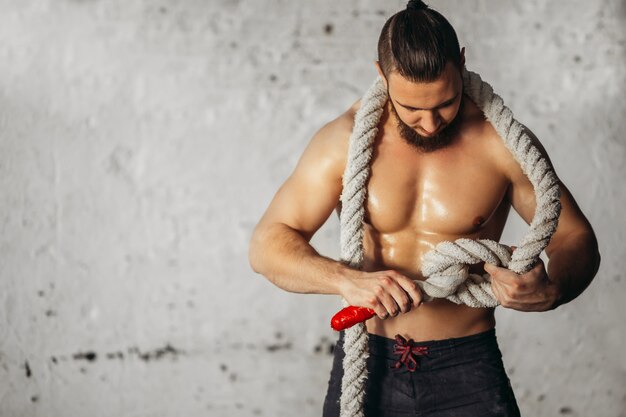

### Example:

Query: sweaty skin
xmin=249 ymin=61 xmax=598 ymax=342
xmin=342 ymin=87 xmax=511 ymax=340
xmin=356 ymin=95 xmax=510 ymax=340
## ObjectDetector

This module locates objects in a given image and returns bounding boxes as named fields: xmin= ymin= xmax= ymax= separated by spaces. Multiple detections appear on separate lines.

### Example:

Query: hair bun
xmin=406 ymin=0 xmax=428 ymax=11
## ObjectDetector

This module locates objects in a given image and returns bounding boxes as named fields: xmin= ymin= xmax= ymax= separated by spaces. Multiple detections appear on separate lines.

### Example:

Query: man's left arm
xmin=485 ymin=127 xmax=601 ymax=311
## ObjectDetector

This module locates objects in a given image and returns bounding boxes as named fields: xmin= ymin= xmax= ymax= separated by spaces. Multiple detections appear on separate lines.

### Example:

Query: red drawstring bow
xmin=391 ymin=334 xmax=429 ymax=372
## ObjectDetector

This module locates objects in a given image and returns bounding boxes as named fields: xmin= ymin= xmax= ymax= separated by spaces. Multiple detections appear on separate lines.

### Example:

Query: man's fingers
xmin=387 ymin=282 xmax=413 ymax=314
xmin=486 ymin=264 xmax=524 ymax=286
xmin=493 ymin=278 xmax=557 ymax=307
xmin=362 ymin=271 xmax=429 ymax=319
xmin=366 ymin=296 xmax=388 ymax=320
xmin=483 ymin=262 xmax=501 ymax=276
xmin=379 ymin=295 xmax=401 ymax=318
xmin=492 ymin=276 xmax=534 ymax=299
xmin=499 ymin=298 xmax=554 ymax=312
xmin=396 ymin=277 xmax=423 ymax=308
xmin=387 ymin=271 xmax=423 ymax=311
xmin=373 ymin=278 xmax=401 ymax=318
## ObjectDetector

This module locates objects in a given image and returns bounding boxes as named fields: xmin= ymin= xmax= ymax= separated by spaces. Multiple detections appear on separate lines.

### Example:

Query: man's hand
xmin=485 ymin=258 xmax=562 ymax=312
xmin=339 ymin=270 xmax=423 ymax=319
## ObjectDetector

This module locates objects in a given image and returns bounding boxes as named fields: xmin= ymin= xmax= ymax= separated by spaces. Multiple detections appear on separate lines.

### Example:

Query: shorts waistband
xmin=338 ymin=327 xmax=499 ymax=359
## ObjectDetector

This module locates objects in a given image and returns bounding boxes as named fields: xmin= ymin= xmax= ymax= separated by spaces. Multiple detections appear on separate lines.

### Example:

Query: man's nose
xmin=420 ymin=111 xmax=441 ymax=135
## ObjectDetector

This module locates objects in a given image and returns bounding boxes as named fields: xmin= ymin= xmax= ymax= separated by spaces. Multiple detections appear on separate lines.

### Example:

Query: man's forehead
xmin=387 ymin=64 xmax=461 ymax=107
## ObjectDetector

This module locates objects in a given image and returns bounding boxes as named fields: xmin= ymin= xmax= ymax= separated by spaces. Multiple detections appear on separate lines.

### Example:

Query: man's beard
xmin=389 ymin=99 xmax=462 ymax=153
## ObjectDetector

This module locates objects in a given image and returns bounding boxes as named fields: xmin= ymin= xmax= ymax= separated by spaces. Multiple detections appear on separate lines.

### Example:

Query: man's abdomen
xmin=365 ymin=298 xmax=496 ymax=341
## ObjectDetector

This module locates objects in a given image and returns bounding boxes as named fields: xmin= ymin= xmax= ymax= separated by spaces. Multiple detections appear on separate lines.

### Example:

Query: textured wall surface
xmin=0 ymin=0 xmax=624 ymax=416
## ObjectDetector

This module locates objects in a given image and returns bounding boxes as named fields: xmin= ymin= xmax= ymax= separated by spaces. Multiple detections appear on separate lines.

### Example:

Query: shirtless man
xmin=248 ymin=1 xmax=600 ymax=415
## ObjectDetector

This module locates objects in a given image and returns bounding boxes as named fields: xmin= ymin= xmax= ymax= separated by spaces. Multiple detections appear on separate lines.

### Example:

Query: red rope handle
xmin=330 ymin=306 xmax=376 ymax=331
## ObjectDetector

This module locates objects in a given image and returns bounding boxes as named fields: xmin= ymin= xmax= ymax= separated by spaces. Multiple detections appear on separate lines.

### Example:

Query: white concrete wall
xmin=0 ymin=0 xmax=623 ymax=416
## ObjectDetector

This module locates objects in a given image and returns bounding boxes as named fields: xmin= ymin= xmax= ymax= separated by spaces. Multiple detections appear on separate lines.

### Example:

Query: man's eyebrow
xmin=396 ymin=93 xmax=460 ymax=111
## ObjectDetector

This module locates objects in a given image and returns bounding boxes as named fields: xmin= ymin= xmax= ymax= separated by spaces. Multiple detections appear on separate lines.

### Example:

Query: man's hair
xmin=377 ymin=0 xmax=462 ymax=82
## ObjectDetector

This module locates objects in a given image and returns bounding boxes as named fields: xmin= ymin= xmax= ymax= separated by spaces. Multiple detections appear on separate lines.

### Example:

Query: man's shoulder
xmin=294 ymin=101 xmax=359 ymax=182
xmin=306 ymin=101 xmax=358 ymax=162
xmin=461 ymin=95 xmax=554 ymax=183
xmin=320 ymin=99 xmax=359 ymax=142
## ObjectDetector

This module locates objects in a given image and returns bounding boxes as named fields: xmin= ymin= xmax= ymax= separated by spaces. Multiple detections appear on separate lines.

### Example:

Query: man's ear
xmin=374 ymin=61 xmax=388 ymax=88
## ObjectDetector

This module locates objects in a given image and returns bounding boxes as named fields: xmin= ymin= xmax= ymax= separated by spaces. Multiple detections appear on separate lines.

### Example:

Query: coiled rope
xmin=338 ymin=68 xmax=561 ymax=417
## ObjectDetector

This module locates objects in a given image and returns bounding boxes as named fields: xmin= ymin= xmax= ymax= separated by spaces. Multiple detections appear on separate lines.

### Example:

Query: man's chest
xmin=363 ymin=138 xmax=511 ymax=237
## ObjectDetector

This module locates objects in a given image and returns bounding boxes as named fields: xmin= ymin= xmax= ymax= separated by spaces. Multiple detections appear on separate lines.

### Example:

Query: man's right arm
xmin=248 ymin=109 xmax=423 ymax=319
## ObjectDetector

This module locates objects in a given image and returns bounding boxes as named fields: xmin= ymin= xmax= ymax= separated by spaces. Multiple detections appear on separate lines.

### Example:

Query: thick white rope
xmin=337 ymin=68 xmax=561 ymax=417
